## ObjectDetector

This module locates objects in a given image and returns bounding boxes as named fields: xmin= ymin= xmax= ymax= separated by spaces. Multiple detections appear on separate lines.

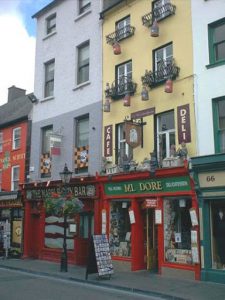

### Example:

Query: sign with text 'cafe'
xmin=104 ymin=176 xmax=191 ymax=196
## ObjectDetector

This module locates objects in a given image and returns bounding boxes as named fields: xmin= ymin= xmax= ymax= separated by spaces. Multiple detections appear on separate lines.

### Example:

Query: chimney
xmin=8 ymin=86 xmax=26 ymax=102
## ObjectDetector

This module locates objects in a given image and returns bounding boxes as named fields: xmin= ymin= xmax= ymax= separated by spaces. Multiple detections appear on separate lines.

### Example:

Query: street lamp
xmin=59 ymin=163 xmax=73 ymax=272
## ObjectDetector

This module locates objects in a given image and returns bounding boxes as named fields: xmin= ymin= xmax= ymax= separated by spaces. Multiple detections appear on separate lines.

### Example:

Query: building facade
xmin=23 ymin=0 xmax=103 ymax=263
xmin=191 ymin=0 xmax=225 ymax=284
xmin=0 ymin=86 xmax=32 ymax=257
xmin=100 ymin=0 xmax=200 ymax=280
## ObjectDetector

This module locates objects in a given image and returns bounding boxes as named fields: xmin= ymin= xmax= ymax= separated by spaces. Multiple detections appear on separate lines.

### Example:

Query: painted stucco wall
xmin=191 ymin=0 xmax=225 ymax=155
xmin=30 ymin=0 xmax=102 ymax=180
xmin=102 ymin=0 xmax=196 ymax=163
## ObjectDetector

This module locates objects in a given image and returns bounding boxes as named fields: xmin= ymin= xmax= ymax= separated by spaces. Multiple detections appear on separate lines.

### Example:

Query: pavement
xmin=0 ymin=258 xmax=225 ymax=300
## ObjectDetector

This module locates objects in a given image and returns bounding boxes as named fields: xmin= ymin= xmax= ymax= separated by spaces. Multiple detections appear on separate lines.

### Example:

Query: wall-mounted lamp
xmin=113 ymin=42 xmax=121 ymax=55
xmin=151 ymin=19 xmax=159 ymax=37
xmin=103 ymin=97 xmax=111 ymax=112
xmin=123 ymin=93 xmax=131 ymax=107
xmin=28 ymin=93 xmax=38 ymax=103
xmin=164 ymin=78 xmax=173 ymax=93
xmin=141 ymin=86 xmax=149 ymax=101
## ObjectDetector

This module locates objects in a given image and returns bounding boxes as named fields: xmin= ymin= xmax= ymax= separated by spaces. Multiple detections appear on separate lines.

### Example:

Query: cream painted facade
xmin=102 ymin=0 xmax=196 ymax=167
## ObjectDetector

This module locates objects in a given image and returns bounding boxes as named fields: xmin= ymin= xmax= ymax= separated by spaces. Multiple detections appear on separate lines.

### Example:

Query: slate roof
xmin=0 ymin=95 xmax=32 ymax=128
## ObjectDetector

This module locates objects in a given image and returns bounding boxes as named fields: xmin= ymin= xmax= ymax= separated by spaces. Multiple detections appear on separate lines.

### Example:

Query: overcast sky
xmin=0 ymin=0 xmax=52 ymax=105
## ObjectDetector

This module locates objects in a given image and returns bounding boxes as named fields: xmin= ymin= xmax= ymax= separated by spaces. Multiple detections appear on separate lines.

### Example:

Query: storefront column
xmin=131 ymin=199 xmax=145 ymax=271
xmin=94 ymin=198 xmax=102 ymax=234
xmin=22 ymin=201 xmax=31 ymax=258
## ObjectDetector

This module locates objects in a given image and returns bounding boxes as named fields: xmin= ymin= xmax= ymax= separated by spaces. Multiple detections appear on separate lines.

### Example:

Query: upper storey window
xmin=12 ymin=127 xmax=21 ymax=150
xmin=77 ymin=42 xmax=89 ymax=85
xmin=45 ymin=59 xmax=55 ymax=98
xmin=46 ymin=13 xmax=56 ymax=35
xmin=116 ymin=16 xmax=130 ymax=40
xmin=79 ymin=0 xmax=91 ymax=14
xmin=0 ymin=132 xmax=3 ymax=152
xmin=208 ymin=18 xmax=225 ymax=65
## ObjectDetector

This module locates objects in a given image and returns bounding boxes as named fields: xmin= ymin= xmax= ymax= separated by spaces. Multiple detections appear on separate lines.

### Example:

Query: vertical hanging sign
xmin=104 ymin=125 xmax=113 ymax=157
xmin=177 ymin=104 xmax=191 ymax=144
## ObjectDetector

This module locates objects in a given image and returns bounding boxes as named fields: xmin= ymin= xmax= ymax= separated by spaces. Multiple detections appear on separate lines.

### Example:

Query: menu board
xmin=86 ymin=234 xmax=113 ymax=279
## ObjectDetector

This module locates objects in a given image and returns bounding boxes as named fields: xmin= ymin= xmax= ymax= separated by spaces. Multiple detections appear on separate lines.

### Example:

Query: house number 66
xmin=206 ymin=175 xmax=215 ymax=182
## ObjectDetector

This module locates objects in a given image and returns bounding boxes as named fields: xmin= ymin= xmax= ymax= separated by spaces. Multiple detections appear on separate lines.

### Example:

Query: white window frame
xmin=46 ymin=13 xmax=56 ymax=35
xmin=154 ymin=43 xmax=173 ymax=74
xmin=76 ymin=116 xmax=89 ymax=148
xmin=116 ymin=123 xmax=132 ymax=166
xmin=77 ymin=42 xmax=90 ymax=85
xmin=153 ymin=0 xmax=170 ymax=20
xmin=0 ymin=132 xmax=3 ymax=152
xmin=42 ymin=126 xmax=53 ymax=154
xmin=156 ymin=111 xmax=175 ymax=163
xmin=44 ymin=60 xmax=55 ymax=98
xmin=12 ymin=127 xmax=21 ymax=150
xmin=11 ymin=165 xmax=20 ymax=191
xmin=116 ymin=16 xmax=130 ymax=40
xmin=79 ymin=0 xmax=91 ymax=15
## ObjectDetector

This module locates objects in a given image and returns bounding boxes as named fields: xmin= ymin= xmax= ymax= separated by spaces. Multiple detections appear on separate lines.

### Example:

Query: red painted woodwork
xmin=74 ymin=237 xmax=90 ymax=265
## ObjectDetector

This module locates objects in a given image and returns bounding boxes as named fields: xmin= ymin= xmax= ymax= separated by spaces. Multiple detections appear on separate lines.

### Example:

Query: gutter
xmin=100 ymin=0 xmax=125 ymax=19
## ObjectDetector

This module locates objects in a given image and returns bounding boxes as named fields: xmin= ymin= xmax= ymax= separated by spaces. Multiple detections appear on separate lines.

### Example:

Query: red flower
xmin=51 ymin=192 xmax=59 ymax=198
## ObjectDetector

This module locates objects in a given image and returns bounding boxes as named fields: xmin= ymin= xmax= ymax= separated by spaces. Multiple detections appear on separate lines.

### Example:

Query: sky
xmin=0 ymin=0 xmax=53 ymax=105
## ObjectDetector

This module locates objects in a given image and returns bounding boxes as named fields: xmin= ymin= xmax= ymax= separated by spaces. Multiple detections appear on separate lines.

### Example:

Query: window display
xmin=211 ymin=201 xmax=225 ymax=270
xmin=109 ymin=201 xmax=131 ymax=257
xmin=164 ymin=197 xmax=193 ymax=264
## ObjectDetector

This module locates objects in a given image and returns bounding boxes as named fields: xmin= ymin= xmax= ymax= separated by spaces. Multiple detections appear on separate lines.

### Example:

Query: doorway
xmin=144 ymin=209 xmax=158 ymax=271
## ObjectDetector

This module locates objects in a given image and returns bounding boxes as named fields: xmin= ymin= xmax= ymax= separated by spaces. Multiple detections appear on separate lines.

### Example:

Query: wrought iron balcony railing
xmin=141 ymin=59 xmax=180 ymax=88
xmin=142 ymin=3 xmax=176 ymax=27
xmin=105 ymin=76 xmax=137 ymax=99
xmin=106 ymin=25 xmax=135 ymax=45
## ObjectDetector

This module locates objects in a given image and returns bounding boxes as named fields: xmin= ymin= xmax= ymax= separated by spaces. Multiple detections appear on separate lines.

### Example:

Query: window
xmin=116 ymin=16 xmax=130 ymax=40
xmin=46 ymin=13 xmax=56 ymax=35
xmin=164 ymin=197 xmax=193 ymax=265
xmin=42 ymin=126 xmax=53 ymax=154
xmin=79 ymin=212 xmax=94 ymax=238
xmin=153 ymin=0 xmax=171 ymax=20
xmin=44 ymin=60 xmax=55 ymax=98
xmin=11 ymin=166 xmax=20 ymax=191
xmin=116 ymin=123 xmax=133 ymax=169
xmin=76 ymin=117 xmax=89 ymax=147
xmin=77 ymin=42 xmax=89 ymax=85
xmin=213 ymin=97 xmax=225 ymax=153
xmin=208 ymin=18 xmax=225 ymax=65
xmin=157 ymin=111 xmax=175 ymax=164
xmin=154 ymin=43 xmax=173 ymax=80
xmin=109 ymin=201 xmax=131 ymax=257
xmin=0 ymin=169 xmax=1 ymax=192
xmin=116 ymin=60 xmax=132 ymax=95
xmin=0 ymin=132 xmax=3 ymax=152
xmin=79 ymin=0 xmax=91 ymax=14
xmin=75 ymin=117 xmax=89 ymax=174
xmin=12 ymin=127 xmax=21 ymax=150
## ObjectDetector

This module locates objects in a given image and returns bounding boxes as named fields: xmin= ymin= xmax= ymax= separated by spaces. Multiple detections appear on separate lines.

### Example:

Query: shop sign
xmin=124 ymin=121 xmax=142 ymax=148
xmin=0 ymin=199 xmax=22 ymax=208
xmin=104 ymin=125 xmax=113 ymax=157
xmin=131 ymin=107 xmax=155 ymax=119
xmin=177 ymin=104 xmax=191 ymax=144
xmin=198 ymin=171 xmax=225 ymax=188
xmin=104 ymin=176 xmax=191 ymax=196
xmin=142 ymin=198 xmax=158 ymax=208
xmin=26 ymin=184 xmax=96 ymax=200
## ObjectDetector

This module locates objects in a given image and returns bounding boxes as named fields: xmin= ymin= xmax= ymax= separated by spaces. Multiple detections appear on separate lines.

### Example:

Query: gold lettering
xmin=124 ymin=184 xmax=135 ymax=192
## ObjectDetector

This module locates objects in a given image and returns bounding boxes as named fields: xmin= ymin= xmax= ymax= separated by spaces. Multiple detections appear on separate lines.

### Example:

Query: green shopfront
xmin=100 ymin=166 xmax=201 ymax=280
xmin=192 ymin=153 xmax=225 ymax=284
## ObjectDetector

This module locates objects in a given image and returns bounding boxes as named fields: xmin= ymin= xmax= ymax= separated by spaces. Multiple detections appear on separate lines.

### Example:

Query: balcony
xmin=142 ymin=3 xmax=176 ymax=27
xmin=105 ymin=76 xmax=137 ymax=100
xmin=141 ymin=59 xmax=180 ymax=89
xmin=106 ymin=25 xmax=135 ymax=45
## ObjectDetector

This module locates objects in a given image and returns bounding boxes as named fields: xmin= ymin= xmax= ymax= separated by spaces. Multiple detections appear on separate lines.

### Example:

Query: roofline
xmin=99 ymin=0 xmax=125 ymax=19
xmin=0 ymin=116 xmax=29 ymax=129
xmin=32 ymin=0 xmax=62 ymax=19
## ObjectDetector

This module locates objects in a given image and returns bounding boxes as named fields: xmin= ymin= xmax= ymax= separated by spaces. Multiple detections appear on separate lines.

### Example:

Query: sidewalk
xmin=0 ymin=258 xmax=225 ymax=300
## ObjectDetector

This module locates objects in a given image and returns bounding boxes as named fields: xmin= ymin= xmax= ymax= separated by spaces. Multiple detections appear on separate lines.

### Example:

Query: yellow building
xmin=101 ymin=0 xmax=196 ymax=168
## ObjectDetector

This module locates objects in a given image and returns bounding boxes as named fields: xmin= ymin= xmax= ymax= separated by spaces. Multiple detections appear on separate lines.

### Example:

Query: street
xmin=0 ymin=268 xmax=164 ymax=300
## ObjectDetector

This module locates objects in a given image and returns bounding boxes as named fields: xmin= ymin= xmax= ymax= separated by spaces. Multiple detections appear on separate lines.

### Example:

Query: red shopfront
xmin=22 ymin=179 xmax=101 ymax=265
xmin=100 ymin=167 xmax=201 ymax=280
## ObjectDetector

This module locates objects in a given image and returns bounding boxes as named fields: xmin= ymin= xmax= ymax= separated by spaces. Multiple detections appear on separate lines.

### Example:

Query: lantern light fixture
xmin=103 ymin=97 xmax=111 ymax=112
xmin=60 ymin=163 xmax=73 ymax=184
xmin=164 ymin=78 xmax=173 ymax=93
xmin=141 ymin=86 xmax=149 ymax=101
xmin=113 ymin=41 xmax=121 ymax=55
xmin=151 ymin=19 xmax=159 ymax=37
xmin=123 ymin=93 xmax=131 ymax=107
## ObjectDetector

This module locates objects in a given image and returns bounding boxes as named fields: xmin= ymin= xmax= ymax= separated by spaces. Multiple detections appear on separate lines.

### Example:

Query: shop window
xmin=213 ymin=97 xmax=225 ymax=153
xmin=164 ymin=197 xmax=193 ymax=265
xmin=116 ymin=15 xmax=130 ymax=40
xmin=75 ymin=116 xmax=89 ymax=174
xmin=156 ymin=110 xmax=175 ymax=165
xmin=0 ymin=132 xmax=3 ymax=152
xmin=79 ymin=0 xmax=91 ymax=14
xmin=46 ymin=13 xmax=56 ymax=35
xmin=116 ymin=123 xmax=133 ymax=169
xmin=79 ymin=212 xmax=94 ymax=238
xmin=211 ymin=201 xmax=225 ymax=270
xmin=44 ymin=59 xmax=55 ymax=98
xmin=109 ymin=201 xmax=131 ymax=257
xmin=153 ymin=43 xmax=173 ymax=82
xmin=208 ymin=18 xmax=225 ymax=65
xmin=11 ymin=208 xmax=22 ymax=247
xmin=12 ymin=127 xmax=21 ymax=150
xmin=41 ymin=126 xmax=52 ymax=178
xmin=77 ymin=41 xmax=89 ymax=85
xmin=11 ymin=165 xmax=20 ymax=191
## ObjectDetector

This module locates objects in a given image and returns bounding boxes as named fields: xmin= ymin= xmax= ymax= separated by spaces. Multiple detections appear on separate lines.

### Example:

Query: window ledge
xmin=206 ymin=59 xmax=225 ymax=69
xmin=40 ymin=96 xmax=55 ymax=102
xmin=73 ymin=81 xmax=91 ymax=91
xmin=74 ymin=9 xmax=92 ymax=22
xmin=42 ymin=31 xmax=57 ymax=41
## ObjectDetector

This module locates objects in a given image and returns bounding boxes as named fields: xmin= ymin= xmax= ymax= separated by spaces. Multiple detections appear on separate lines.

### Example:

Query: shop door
xmin=75 ymin=212 xmax=94 ymax=265
xmin=144 ymin=209 xmax=158 ymax=271
xmin=29 ymin=215 xmax=40 ymax=258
